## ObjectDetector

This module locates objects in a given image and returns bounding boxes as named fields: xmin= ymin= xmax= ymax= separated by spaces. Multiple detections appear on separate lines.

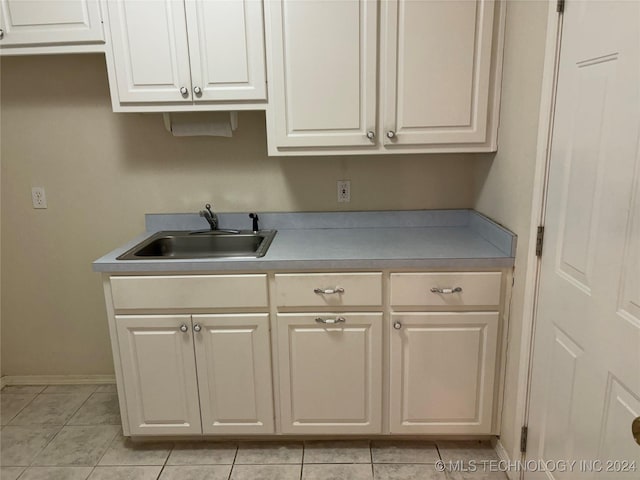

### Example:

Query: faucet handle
xmin=249 ymin=213 xmax=259 ymax=232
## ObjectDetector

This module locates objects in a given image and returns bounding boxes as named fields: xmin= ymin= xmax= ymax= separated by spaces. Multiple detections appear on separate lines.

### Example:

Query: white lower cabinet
xmin=193 ymin=314 xmax=274 ymax=434
xmin=389 ymin=312 xmax=499 ymax=434
xmin=115 ymin=313 xmax=274 ymax=436
xmin=107 ymin=271 xmax=506 ymax=438
xmin=277 ymin=313 xmax=382 ymax=434
xmin=115 ymin=315 xmax=202 ymax=435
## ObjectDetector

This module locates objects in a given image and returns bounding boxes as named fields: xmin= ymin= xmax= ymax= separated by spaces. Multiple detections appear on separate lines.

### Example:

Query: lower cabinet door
xmin=389 ymin=312 xmax=499 ymax=434
xmin=193 ymin=314 xmax=274 ymax=434
xmin=115 ymin=315 xmax=202 ymax=435
xmin=277 ymin=313 xmax=382 ymax=434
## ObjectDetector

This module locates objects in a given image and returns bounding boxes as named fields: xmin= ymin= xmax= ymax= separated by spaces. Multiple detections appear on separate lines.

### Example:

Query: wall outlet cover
xmin=31 ymin=187 xmax=47 ymax=209
xmin=337 ymin=180 xmax=351 ymax=203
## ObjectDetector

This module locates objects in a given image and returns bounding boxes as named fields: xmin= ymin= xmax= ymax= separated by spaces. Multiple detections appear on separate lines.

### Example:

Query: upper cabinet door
xmin=0 ymin=0 xmax=104 ymax=47
xmin=105 ymin=0 xmax=192 ymax=103
xmin=185 ymin=0 xmax=266 ymax=102
xmin=382 ymin=0 xmax=495 ymax=146
xmin=266 ymin=0 xmax=377 ymax=149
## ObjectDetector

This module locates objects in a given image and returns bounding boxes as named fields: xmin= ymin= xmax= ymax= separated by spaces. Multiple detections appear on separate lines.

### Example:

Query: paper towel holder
xmin=162 ymin=111 xmax=238 ymax=136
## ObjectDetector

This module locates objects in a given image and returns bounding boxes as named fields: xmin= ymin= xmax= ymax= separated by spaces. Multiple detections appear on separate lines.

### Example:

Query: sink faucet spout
xmin=199 ymin=203 xmax=218 ymax=230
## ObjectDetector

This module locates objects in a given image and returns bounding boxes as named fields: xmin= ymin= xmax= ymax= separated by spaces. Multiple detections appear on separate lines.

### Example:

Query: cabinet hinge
xmin=535 ymin=226 xmax=545 ymax=257
xmin=520 ymin=425 xmax=529 ymax=453
xmin=557 ymin=0 xmax=565 ymax=13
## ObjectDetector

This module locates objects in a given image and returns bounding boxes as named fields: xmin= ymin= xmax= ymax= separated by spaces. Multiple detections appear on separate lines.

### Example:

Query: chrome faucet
xmin=199 ymin=203 xmax=218 ymax=230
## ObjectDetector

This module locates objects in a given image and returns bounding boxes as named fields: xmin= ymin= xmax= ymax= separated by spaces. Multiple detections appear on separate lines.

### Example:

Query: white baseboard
xmin=1 ymin=375 xmax=116 ymax=388
xmin=494 ymin=439 xmax=520 ymax=480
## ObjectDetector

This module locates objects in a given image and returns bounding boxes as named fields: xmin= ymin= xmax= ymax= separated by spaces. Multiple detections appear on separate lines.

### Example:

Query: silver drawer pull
xmin=179 ymin=324 xmax=189 ymax=333
xmin=314 ymin=287 xmax=345 ymax=295
xmin=430 ymin=287 xmax=463 ymax=294
xmin=315 ymin=317 xmax=346 ymax=324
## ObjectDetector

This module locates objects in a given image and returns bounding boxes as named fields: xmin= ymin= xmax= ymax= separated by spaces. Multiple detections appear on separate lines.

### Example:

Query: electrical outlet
xmin=337 ymin=180 xmax=351 ymax=203
xmin=31 ymin=187 xmax=47 ymax=209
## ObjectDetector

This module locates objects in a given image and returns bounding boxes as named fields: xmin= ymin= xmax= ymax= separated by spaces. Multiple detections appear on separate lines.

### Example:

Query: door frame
xmin=498 ymin=2 xmax=564 ymax=478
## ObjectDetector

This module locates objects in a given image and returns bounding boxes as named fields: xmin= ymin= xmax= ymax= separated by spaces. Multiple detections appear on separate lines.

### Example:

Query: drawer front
xmin=110 ymin=275 xmax=268 ymax=310
xmin=390 ymin=272 xmax=502 ymax=308
xmin=275 ymin=273 xmax=382 ymax=307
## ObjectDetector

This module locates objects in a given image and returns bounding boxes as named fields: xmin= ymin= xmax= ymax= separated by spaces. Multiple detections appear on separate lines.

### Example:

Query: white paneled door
xmin=184 ymin=0 xmax=266 ymax=102
xmin=115 ymin=315 xmax=202 ymax=435
xmin=105 ymin=0 xmax=192 ymax=103
xmin=193 ymin=314 xmax=274 ymax=434
xmin=0 ymin=0 xmax=104 ymax=46
xmin=526 ymin=2 xmax=640 ymax=478
xmin=389 ymin=312 xmax=499 ymax=434
xmin=277 ymin=313 xmax=382 ymax=434
xmin=267 ymin=0 xmax=378 ymax=148
xmin=381 ymin=0 xmax=495 ymax=146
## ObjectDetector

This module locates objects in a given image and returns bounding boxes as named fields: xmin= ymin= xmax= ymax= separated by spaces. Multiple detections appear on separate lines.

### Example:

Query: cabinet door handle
xmin=179 ymin=324 xmax=189 ymax=333
xmin=430 ymin=287 xmax=463 ymax=294
xmin=0 ymin=29 xmax=4 ymax=40
xmin=386 ymin=130 xmax=396 ymax=139
xmin=314 ymin=287 xmax=345 ymax=295
xmin=393 ymin=321 xmax=402 ymax=330
xmin=193 ymin=323 xmax=202 ymax=333
xmin=193 ymin=86 xmax=202 ymax=96
xmin=315 ymin=317 xmax=346 ymax=324
xmin=366 ymin=130 xmax=375 ymax=140
xmin=180 ymin=86 xmax=189 ymax=96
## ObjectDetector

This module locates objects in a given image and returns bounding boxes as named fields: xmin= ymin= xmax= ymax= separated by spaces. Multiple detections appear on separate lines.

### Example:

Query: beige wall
xmin=474 ymin=1 xmax=549 ymax=462
xmin=1 ymin=54 xmax=483 ymax=376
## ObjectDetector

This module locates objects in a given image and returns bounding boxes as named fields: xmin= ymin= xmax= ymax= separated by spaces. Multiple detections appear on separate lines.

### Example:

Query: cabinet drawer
xmin=274 ymin=273 xmax=382 ymax=307
xmin=390 ymin=272 xmax=502 ymax=308
xmin=110 ymin=275 xmax=268 ymax=310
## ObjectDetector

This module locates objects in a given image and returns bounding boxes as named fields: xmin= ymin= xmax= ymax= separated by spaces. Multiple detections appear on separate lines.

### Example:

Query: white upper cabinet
xmin=266 ymin=0 xmax=377 ymax=149
xmin=381 ymin=0 xmax=495 ymax=146
xmin=265 ymin=0 xmax=504 ymax=155
xmin=104 ymin=0 xmax=267 ymax=112
xmin=185 ymin=0 xmax=266 ymax=102
xmin=106 ymin=0 xmax=192 ymax=104
xmin=0 ymin=0 xmax=104 ymax=54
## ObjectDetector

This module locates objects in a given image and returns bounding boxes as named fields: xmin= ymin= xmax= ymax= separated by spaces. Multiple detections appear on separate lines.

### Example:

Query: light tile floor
xmin=0 ymin=384 xmax=507 ymax=479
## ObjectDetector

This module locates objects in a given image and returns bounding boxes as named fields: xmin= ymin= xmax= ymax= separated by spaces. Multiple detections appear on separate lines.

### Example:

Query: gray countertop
xmin=93 ymin=210 xmax=516 ymax=272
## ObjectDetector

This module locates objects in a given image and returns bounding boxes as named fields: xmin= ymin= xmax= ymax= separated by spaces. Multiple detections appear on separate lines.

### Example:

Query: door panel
xmin=527 ymin=2 xmax=640 ymax=477
xmin=106 ymin=0 xmax=192 ymax=103
xmin=193 ymin=314 xmax=274 ymax=434
xmin=389 ymin=312 xmax=498 ymax=434
xmin=382 ymin=0 xmax=495 ymax=145
xmin=0 ymin=0 xmax=104 ymax=46
xmin=115 ymin=315 xmax=202 ymax=435
xmin=277 ymin=313 xmax=382 ymax=434
xmin=185 ymin=0 xmax=266 ymax=102
xmin=267 ymin=0 xmax=377 ymax=148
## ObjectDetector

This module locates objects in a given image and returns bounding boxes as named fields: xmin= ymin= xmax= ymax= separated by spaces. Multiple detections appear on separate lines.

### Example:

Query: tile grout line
xmin=1 ymin=391 xmax=40 ymax=426
xmin=299 ymin=442 xmax=305 ymax=480
xmin=226 ymin=442 xmax=239 ymax=480
xmin=369 ymin=440 xmax=375 ymax=479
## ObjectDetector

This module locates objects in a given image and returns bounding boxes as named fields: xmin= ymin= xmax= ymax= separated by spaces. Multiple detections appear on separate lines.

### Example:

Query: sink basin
xmin=117 ymin=230 xmax=276 ymax=260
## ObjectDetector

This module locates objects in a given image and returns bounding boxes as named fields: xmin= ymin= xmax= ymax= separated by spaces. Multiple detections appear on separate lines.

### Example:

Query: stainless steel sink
xmin=117 ymin=230 xmax=276 ymax=260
